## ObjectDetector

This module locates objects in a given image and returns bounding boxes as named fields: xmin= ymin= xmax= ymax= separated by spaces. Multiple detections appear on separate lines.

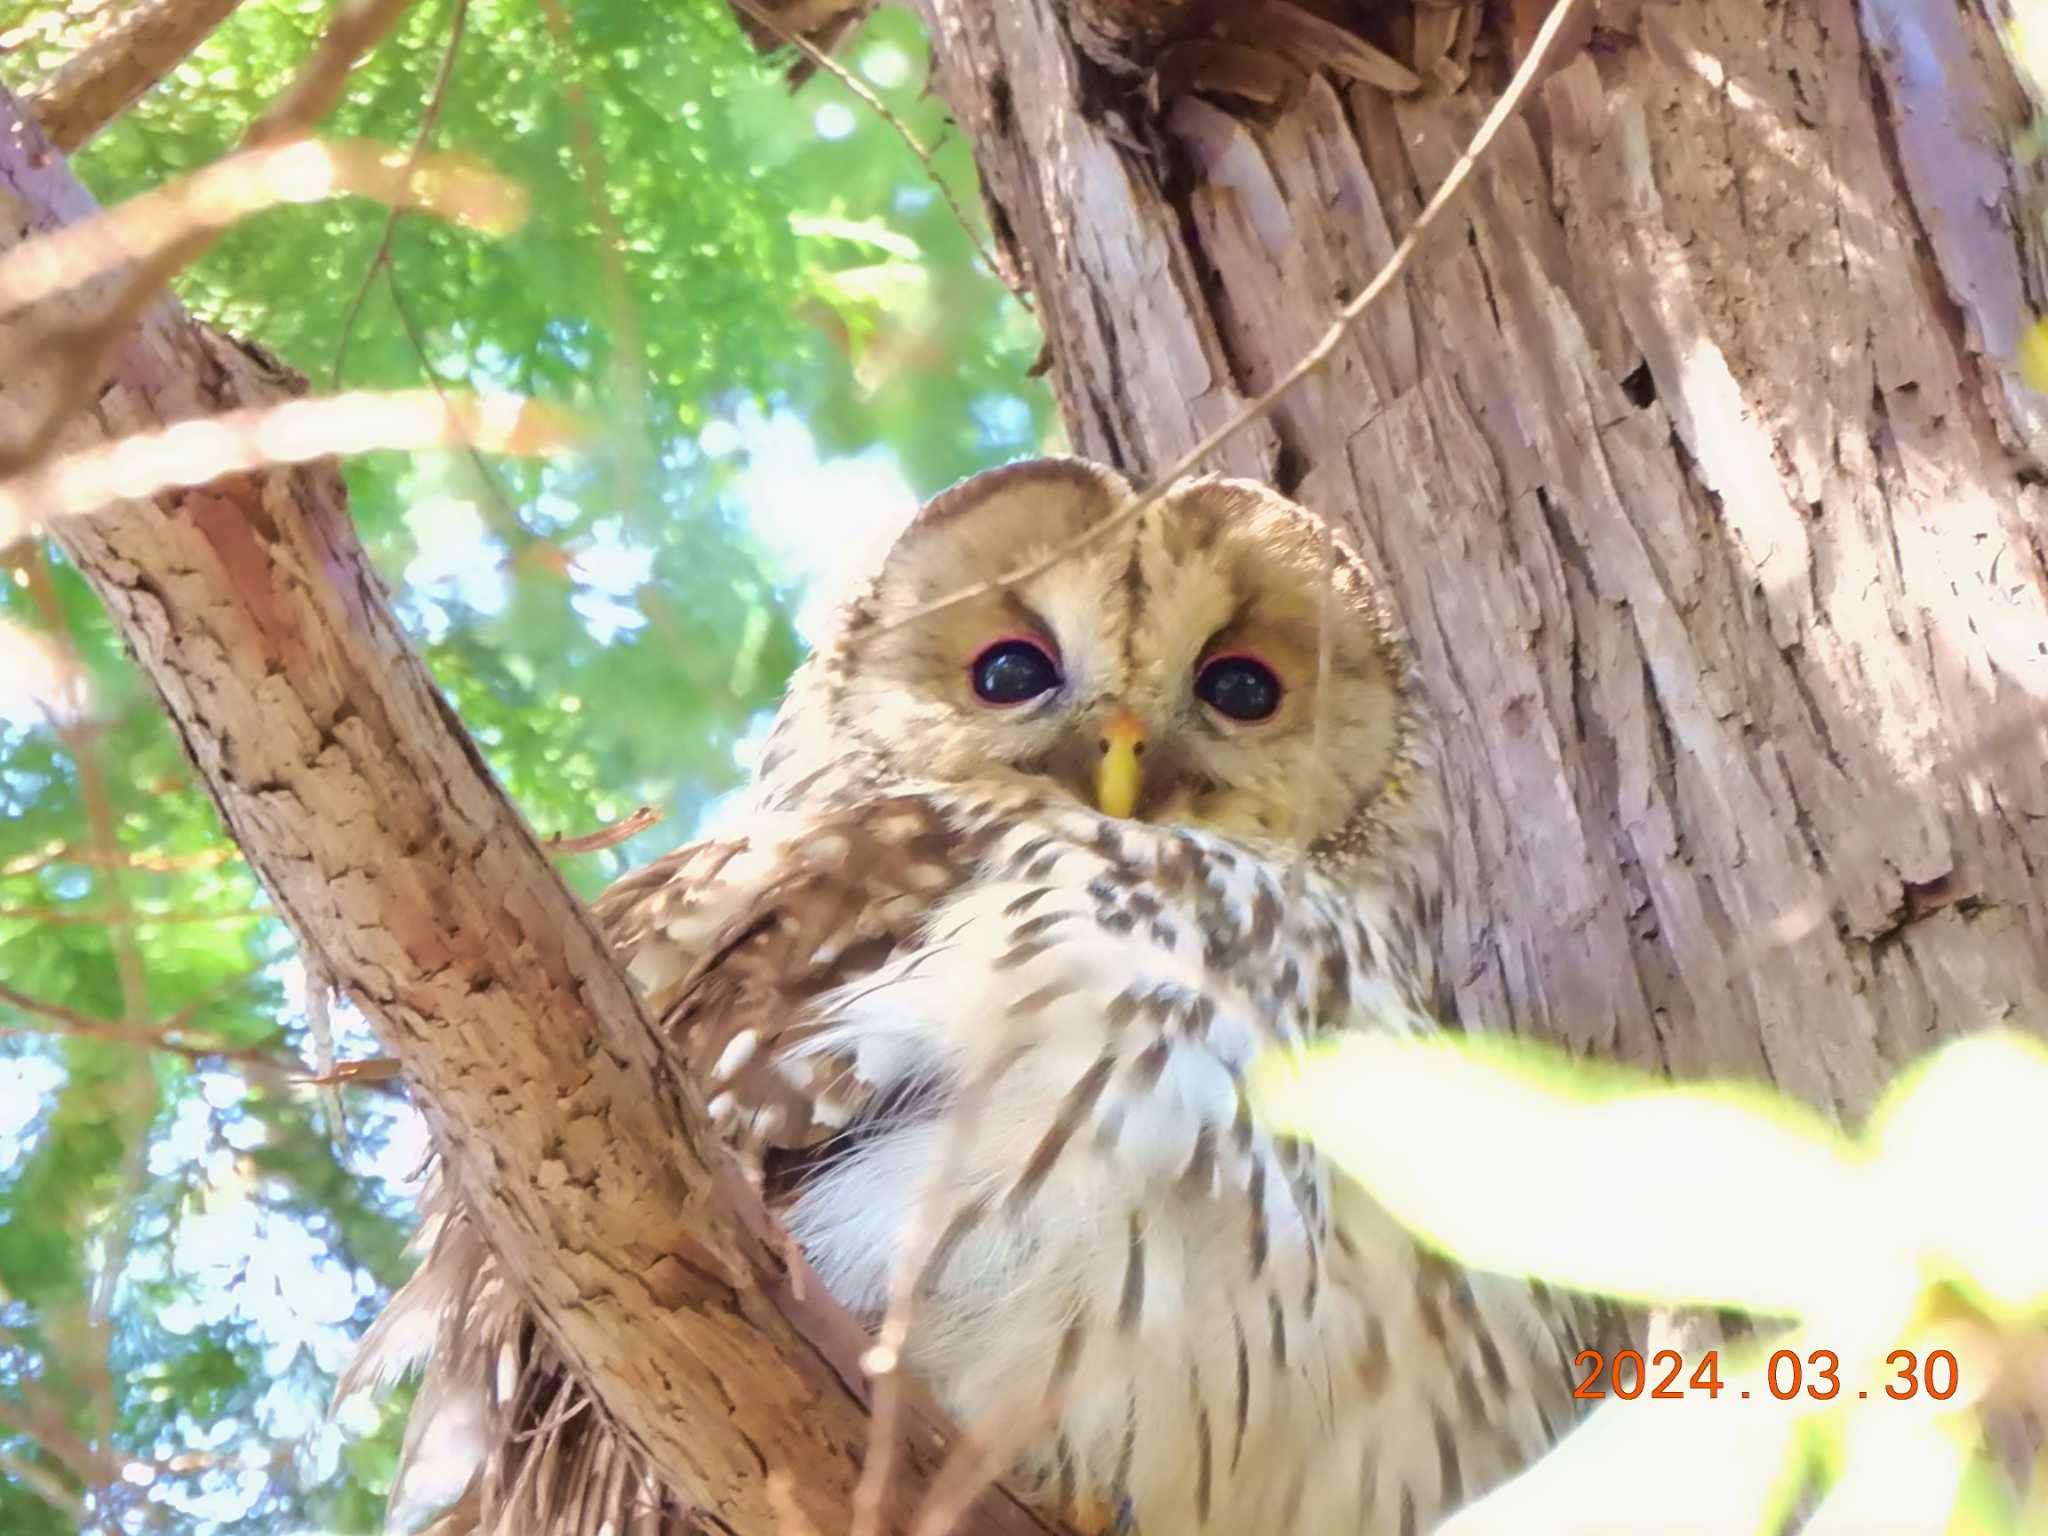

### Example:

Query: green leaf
xmin=1867 ymin=1030 xmax=2048 ymax=1318
xmin=1254 ymin=1032 xmax=1883 ymax=1319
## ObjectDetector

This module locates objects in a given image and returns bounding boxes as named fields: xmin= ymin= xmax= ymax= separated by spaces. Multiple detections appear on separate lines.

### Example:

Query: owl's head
xmin=773 ymin=459 xmax=1430 ymax=864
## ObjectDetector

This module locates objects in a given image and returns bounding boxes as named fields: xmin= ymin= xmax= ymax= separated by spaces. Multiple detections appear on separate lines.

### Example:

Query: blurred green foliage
xmin=0 ymin=0 xmax=1054 ymax=1528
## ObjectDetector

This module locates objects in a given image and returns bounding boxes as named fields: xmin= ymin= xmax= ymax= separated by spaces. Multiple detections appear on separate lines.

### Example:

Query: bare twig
xmin=384 ymin=274 xmax=545 ymax=554
xmin=854 ymin=1029 xmax=1026 ymax=1536
xmin=0 ymin=905 xmax=269 ymax=926
xmin=20 ymin=548 xmax=150 ymax=1519
xmin=297 ymin=1055 xmax=405 ymax=1087
xmin=24 ymin=0 xmax=249 ymax=153
xmin=0 ymin=1396 xmax=105 ymax=1489
xmin=0 ymin=977 xmax=277 ymax=1065
xmin=0 ymin=974 xmax=298 ymax=1082
xmin=533 ymin=0 xmax=653 ymax=514
xmin=910 ymin=1381 xmax=1074 ymax=1536
xmin=726 ymin=0 xmax=1024 ymax=306
xmin=877 ymin=0 xmax=1590 ymax=636
xmin=0 ymin=389 xmax=587 ymax=545
xmin=0 ymin=841 xmax=236 ymax=877
xmin=0 ymin=1009 xmax=293 ymax=1072
xmin=332 ymin=0 xmax=473 ymax=386
xmin=543 ymin=804 xmax=663 ymax=856
xmin=0 ymin=980 xmax=123 ymax=1035
xmin=151 ymin=967 xmax=262 ymax=1036
xmin=0 ymin=1446 xmax=86 ymax=1522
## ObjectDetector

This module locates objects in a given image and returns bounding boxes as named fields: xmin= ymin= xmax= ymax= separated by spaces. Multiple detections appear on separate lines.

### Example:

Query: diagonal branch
xmin=23 ymin=0 xmax=249 ymax=153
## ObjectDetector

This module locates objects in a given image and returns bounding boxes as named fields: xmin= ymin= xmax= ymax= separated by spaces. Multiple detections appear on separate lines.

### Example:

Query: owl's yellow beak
xmin=1094 ymin=710 xmax=1146 ymax=819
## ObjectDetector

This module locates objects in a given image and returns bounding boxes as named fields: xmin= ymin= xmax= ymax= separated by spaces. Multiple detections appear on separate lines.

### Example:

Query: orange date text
xmin=1570 ymin=1348 xmax=1958 ymax=1402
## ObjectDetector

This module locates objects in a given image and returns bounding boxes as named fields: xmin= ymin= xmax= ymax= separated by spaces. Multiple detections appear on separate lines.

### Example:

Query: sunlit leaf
xmin=1254 ymin=1033 xmax=1888 ymax=1319
xmin=1438 ymin=1351 xmax=1815 ymax=1535
xmin=2019 ymin=316 xmax=2048 ymax=393
xmin=1802 ymin=1404 xmax=1987 ymax=1535
xmin=1867 ymin=1030 xmax=2048 ymax=1317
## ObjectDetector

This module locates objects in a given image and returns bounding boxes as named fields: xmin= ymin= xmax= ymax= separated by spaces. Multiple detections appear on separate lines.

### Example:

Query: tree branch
xmin=0 ymin=1446 xmax=86 ymax=1522
xmin=23 ymin=0 xmax=249 ymax=153
xmin=0 ymin=86 xmax=1056 ymax=1536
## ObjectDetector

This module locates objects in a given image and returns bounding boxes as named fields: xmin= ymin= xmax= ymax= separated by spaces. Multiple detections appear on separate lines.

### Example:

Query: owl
xmin=350 ymin=460 xmax=1581 ymax=1536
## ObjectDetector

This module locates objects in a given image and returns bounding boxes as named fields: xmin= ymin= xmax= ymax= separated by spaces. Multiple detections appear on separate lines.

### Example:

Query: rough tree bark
xmin=910 ymin=0 xmax=2048 ymax=1112
xmin=0 ymin=90 xmax=1051 ymax=1536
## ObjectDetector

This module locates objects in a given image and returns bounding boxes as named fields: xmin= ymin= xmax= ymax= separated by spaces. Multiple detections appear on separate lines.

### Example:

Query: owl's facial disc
xmin=820 ymin=460 xmax=1419 ymax=858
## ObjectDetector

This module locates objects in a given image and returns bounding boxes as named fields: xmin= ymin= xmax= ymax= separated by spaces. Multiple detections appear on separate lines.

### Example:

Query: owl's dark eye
xmin=1195 ymin=654 xmax=1282 ymax=722
xmin=971 ymin=639 xmax=1062 ymax=706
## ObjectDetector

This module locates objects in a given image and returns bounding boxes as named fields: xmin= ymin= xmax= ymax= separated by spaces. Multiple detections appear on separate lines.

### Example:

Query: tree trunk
xmin=913 ymin=0 xmax=2048 ymax=1111
xmin=0 ymin=89 xmax=1051 ymax=1536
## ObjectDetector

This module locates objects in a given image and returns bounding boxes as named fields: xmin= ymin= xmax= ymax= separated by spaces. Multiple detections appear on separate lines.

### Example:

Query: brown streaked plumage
xmin=344 ymin=459 xmax=1585 ymax=1536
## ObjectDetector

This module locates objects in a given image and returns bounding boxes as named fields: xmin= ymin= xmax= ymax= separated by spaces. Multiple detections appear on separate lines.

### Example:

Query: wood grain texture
xmin=0 ymin=89 xmax=1056 ymax=1536
xmin=915 ymin=0 xmax=2048 ymax=1113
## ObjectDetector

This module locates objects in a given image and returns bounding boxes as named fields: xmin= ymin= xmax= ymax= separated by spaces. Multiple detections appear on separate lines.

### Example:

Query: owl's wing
xmin=595 ymin=793 xmax=978 ymax=1184
xmin=341 ymin=794 xmax=978 ymax=1536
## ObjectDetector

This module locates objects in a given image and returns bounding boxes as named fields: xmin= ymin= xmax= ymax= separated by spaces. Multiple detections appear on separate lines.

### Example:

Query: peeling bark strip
xmin=0 ymin=93 xmax=1055 ymax=1536
xmin=916 ymin=0 xmax=2048 ymax=1107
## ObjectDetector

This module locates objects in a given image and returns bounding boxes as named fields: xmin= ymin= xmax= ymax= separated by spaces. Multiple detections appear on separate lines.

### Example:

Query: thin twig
xmin=544 ymin=804 xmax=663 ymax=856
xmin=853 ymin=1035 xmax=1027 ymax=1536
xmin=21 ymin=548 xmax=149 ymax=1521
xmin=0 ymin=980 xmax=121 ymax=1034
xmin=0 ymin=1396 xmax=105 ymax=1489
xmin=908 ymin=1379 xmax=1075 ymax=1536
xmin=533 ymin=0 xmax=654 ymax=518
xmin=148 ymin=966 xmax=263 ymax=1036
xmin=0 ymin=1446 xmax=86 ymax=1522
xmin=332 ymin=0 xmax=472 ymax=386
xmin=726 ymin=0 xmax=1024 ymax=306
xmin=297 ymin=1055 xmax=404 ymax=1087
xmin=0 ymin=905 xmax=269 ymax=927
xmin=0 ymin=975 xmax=276 ymax=1065
xmin=0 ymin=841 xmax=235 ymax=877
xmin=0 ymin=1012 xmax=291 ymax=1072
xmin=0 ymin=389 xmax=586 ymax=545
xmin=876 ymin=0 xmax=1590 ymax=638
xmin=384 ymin=274 xmax=544 ymax=554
